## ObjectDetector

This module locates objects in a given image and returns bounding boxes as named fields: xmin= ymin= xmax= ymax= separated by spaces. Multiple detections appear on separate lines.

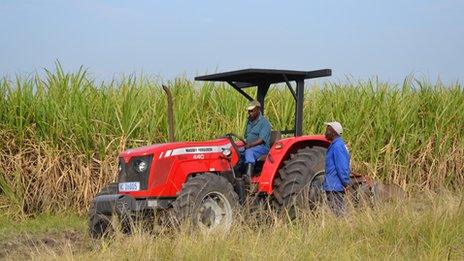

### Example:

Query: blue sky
xmin=1 ymin=0 xmax=463 ymax=83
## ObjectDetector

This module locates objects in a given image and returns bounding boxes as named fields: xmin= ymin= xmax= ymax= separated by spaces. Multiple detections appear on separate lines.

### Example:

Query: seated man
xmin=240 ymin=100 xmax=272 ymax=179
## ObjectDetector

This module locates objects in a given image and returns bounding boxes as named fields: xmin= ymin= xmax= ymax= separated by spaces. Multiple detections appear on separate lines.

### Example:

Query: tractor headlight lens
xmin=134 ymin=159 xmax=148 ymax=173
xmin=118 ymin=161 xmax=123 ymax=173
xmin=222 ymin=148 xmax=232 ymax=157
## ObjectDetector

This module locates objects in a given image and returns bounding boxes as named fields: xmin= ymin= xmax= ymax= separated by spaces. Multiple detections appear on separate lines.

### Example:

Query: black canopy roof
xmin=194 ymin=68 xmax=332 ymax=137
xmin=195 ymin=68 xmax=331 ymax=86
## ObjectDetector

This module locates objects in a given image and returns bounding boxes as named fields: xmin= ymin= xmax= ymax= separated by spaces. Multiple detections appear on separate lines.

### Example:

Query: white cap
xmin=324 ymin=121 xmax=343 ymax=135
xmin=246 ymin=100 xmax=261 ymax=111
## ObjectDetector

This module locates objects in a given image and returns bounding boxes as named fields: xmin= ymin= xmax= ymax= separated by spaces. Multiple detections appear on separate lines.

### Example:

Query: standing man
xmin=241 ymin=100 xmax=271 ymax=179
xmin=323 ymin=121 xmax=351 ymax=216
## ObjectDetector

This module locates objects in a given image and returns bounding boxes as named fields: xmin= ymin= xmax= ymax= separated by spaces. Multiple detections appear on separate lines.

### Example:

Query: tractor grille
xmin=118 ymin=155 xmax=153 ymax=191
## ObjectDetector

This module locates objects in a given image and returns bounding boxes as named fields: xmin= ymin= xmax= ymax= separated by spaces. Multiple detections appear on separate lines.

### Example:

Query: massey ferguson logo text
xmin=185 ymin=148 xmax=213 ymax=153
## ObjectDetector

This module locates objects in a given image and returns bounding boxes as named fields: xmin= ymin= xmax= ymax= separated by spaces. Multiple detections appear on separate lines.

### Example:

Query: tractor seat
xmin=257 ymin=130 xmax=281 ymax=161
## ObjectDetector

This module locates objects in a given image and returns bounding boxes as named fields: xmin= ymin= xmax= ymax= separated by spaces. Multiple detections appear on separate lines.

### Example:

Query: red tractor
xmin=89 ymin=68 xmax=358 ymax=237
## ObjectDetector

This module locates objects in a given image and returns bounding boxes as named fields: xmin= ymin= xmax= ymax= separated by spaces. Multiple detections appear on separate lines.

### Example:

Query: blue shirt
xmin=244 ymin=114 xmax=271 ymax=149
xmin=323 ymin=137 xmax=351 ymax=192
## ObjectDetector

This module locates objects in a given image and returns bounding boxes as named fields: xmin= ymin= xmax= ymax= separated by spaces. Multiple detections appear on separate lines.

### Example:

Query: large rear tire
xmin=273 ymin=146 xmax=326 ymax=219
xmin=173 ymin=174 xmax=239 ymax=233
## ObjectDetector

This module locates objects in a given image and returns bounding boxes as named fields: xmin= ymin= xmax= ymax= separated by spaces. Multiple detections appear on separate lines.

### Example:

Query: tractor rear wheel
xmin=173 ymin=173 xmax=238 ymax=233
xmin=273 ymin=146 xmax=326 ymax=219
xmin=88 ymin=183 xmax=118 ymax=238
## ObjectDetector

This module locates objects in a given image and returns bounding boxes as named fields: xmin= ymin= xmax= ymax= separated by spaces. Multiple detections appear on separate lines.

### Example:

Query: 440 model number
xmin=192 ymin=154 xmax=205 ymax=159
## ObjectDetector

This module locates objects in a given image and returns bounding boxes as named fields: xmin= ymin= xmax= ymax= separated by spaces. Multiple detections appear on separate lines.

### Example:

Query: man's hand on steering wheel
xmin=243 ymin=138 xmax=264 ymax=149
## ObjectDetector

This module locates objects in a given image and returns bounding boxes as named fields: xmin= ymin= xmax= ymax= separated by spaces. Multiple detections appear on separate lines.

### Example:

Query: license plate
xmin=119 ymin=182 xmax=140 ymax=192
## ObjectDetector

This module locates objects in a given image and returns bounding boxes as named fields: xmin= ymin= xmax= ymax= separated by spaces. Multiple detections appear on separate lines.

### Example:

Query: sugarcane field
xmin=1 ymin=1 xmax=463 ymax=260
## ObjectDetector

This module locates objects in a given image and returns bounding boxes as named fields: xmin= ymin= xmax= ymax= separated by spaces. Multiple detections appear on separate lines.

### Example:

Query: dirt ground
xmin=0 ymin=230 xmax=85 ymax=259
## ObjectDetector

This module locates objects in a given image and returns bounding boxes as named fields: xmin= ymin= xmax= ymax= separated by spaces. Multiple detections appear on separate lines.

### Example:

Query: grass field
xmin=1 ymin=191 xmax=462 ymax=260
xmin=0 ymin=66 xmax=463 ymax=259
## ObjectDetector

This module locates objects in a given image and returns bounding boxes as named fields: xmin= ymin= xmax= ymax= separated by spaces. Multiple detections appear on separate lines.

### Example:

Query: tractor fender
xmin=256 ymin=135 xmax=330 ymax=194
xmin=167 ymin=157 xmax=234 ymax=195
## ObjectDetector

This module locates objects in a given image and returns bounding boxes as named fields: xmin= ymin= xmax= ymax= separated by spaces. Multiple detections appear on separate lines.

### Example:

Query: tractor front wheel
xmin=88 ymin=183 xmax=118 ymax=238
xmin=173 ymin=173 xmax=238 ymax=232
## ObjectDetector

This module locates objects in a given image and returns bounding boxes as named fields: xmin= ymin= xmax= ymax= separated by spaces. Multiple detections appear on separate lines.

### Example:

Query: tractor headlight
xmin=118 ymin=161 xmax=123 ymax=173
xmin=222 ymin=148 xmax=232 ymax=157
xmin=134 ymin=159 xmax=148 ymax=173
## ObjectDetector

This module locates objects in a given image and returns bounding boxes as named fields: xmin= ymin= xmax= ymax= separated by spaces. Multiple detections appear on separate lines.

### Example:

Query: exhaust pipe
xmin=162 ymin=85 xmax=175 ymax=142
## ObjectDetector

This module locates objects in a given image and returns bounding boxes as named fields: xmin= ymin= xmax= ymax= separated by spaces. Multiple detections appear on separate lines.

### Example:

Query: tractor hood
xmin=119 ymin=143 xmax=165 ymax=158
xmin=118 ymin=138 xmax=233 ymax=162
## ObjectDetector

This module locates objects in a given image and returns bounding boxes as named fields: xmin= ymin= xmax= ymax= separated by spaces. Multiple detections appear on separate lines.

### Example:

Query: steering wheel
xmin=222 ymin=133 xmax=246 ymax=158
xmin=224 ymin=133 xmax=246 ymax=145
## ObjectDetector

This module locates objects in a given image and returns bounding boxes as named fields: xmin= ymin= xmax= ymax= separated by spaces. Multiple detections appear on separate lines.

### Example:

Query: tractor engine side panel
xmin=119 ymin=140 xmax=239 ymax=198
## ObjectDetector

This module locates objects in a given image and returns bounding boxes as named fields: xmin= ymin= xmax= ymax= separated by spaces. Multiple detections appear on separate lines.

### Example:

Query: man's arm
xmin=243 ymin=122 xmax=248 ymax=141
xmin=333 ymin=145 xmax=350 ymax=187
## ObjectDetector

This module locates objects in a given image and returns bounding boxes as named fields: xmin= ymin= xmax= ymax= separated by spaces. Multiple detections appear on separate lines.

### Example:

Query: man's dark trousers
xmin=326 ymin=191 xmax=345 ymax=216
